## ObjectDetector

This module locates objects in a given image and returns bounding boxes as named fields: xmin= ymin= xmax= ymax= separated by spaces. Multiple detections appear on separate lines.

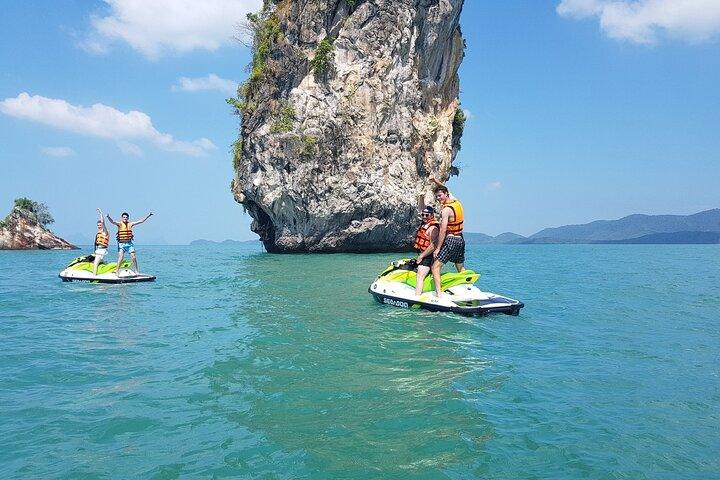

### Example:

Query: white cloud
xmin=172 ymin=74 xmax=237 ymax=94
xmin=487 ymin=181 xmax=502 ymax=191
xmin=117 ymin=141 xmax=143 ymax=157
xmin=1 ymin=93 xmax=216 ymax=157
xmin=41 ymin=146 xmax=76 ymax=157
xmin=83 ymin=0 xmax=263 ymax=59
xmin=462 ymin=108 xmax=474 ymax=121
xmin=557 ymin=0 xmax=720 ymax=44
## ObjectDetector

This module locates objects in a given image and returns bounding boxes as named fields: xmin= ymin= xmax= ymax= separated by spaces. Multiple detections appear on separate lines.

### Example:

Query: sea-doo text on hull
xmin=59 ymin=255 xmax=156 ymax=283
xmin=369 ymin=259 xmax=523 ymax=316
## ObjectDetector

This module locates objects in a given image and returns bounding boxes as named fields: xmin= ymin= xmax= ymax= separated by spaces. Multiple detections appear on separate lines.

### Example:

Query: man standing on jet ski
xmin=430 ymin=177 xmax=465 ymax=297
xmin=92 ymin=208 xmax=109 ymax=276
xmin=413 ymin=205 xmax=439 ymax=297
xmin=106 ymin=211 xmax=153 ymax=276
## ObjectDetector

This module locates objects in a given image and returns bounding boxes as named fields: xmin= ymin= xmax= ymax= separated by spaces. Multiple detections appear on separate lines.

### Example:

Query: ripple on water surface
xmin=1 ymin=244 xmax=719 ymax=479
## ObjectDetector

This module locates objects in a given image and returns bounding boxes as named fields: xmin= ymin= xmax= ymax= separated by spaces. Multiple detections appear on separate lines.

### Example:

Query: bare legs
xmin=455 ymin=262 xmax=464 ymax=273
xmin=415 ymin=265 xmax=430 ymax=296
xmin=92 ymin=254 xmax=103 ymax=276
xmin=115 ymin=250 xmax=124 ymax=275
xmin=431 ymin=259 xmax=445 ymax=297
xmin=130 ymin=252 xmax=139 ymax=274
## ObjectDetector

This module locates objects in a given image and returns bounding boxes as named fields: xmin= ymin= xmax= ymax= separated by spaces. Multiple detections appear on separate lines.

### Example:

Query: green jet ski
xmin=368 ymin=259 xmax=523 ymax=316
xmin=59 ymin=255 xmax=156 ymax=283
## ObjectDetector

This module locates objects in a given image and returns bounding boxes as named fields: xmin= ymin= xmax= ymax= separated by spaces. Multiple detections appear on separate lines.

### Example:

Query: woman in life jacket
xmin=106 ymin=210 xmax=153 ymax=276
xmin=92 ymin=208 xmax=109 ymax=276
xmin=413 ymin=206 xmax=439 ymax=296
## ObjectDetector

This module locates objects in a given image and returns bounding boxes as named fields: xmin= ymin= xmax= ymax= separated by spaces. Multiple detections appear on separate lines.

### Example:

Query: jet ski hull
xmin=59 ymin=268 xmax=156 ymax=283
xmin=368 ymin=283 xmax=523 ymax=316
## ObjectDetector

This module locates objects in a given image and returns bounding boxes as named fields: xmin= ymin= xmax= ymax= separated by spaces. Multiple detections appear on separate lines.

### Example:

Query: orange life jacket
xmin=117 ymin=221 xmax=134 ymax=242
xmin=444 ymin=199 xmax=464 ymax=235
xmin=414 ymin=220 xmax=439 ymax=251
xmin=95 ymin=231 xmax=109 ymax=248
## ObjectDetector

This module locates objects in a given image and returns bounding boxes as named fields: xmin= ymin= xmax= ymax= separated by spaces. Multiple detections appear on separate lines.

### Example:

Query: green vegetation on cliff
xmin=310 ymin=38 xmax=334 ymax=75
xmin=452 ymin=108 xmax=466 ymax=140
xmin=1 ymin=198 xmax=54 ymax=228
xmin=226 ymin=11 xmax=282 ymax=116
xmin=270 ymin=104 xmax=295 ymax=133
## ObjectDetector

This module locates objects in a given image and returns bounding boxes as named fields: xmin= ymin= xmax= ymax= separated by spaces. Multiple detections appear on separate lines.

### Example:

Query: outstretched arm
xmin=429 ymin=176 xmax=446 ymax=190
xmin=106 ymin=214 xmax=119 ymax=226
xmin=97 ymin=208 xmax=108 ymax=233
xmin=429 ymin=176 xmax=455 ymax=200
xmin=132 ymin=212 xmax=153 ymax=226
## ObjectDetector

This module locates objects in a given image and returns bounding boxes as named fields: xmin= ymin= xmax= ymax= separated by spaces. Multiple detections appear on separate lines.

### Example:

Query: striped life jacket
xmin=444 ymin=199 xmax=464 ymax=235
xmin=116 ymin=221 xmax=134 ymax=242
xmin=95 ymin=231 xmax=109 ymax=248
xmin=414 ymin=220 xmax=439 ymax=251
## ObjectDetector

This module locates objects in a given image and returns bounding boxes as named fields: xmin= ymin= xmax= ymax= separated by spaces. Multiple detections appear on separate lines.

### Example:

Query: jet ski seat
xmin=379 ymin=264 xmax=480 ymax=293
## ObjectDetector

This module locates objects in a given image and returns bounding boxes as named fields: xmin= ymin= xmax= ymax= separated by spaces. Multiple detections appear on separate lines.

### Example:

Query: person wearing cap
xmin=413 ymin=205 xmax=439 ymax=296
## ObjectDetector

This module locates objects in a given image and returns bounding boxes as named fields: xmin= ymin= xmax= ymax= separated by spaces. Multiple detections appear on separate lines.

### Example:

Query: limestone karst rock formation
xmin=230 ymin=0 xmax=465 ymax=252
xmin=0 ymin=199 xmax=77 ymax=250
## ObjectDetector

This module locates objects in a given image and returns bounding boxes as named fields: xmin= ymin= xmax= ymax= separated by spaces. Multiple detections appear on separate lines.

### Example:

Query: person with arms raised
xmin=106 ymin=211 xmax=153 ymax=276
xmin=92 ymin=208 xmax=109 ymax=276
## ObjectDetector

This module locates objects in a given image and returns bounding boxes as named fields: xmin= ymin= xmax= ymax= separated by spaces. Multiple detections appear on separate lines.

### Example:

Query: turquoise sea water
xmin=1 ymin=244 xmax=719 ymax=479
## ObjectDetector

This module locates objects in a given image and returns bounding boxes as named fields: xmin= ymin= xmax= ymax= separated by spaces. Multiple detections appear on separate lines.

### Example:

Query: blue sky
xmin=1 ymin=0 xmax=719 ymax=244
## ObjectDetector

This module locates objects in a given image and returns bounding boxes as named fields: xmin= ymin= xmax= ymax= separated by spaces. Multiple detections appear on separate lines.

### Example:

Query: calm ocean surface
xmin=1 ymin=244 xmax=718 ymax=479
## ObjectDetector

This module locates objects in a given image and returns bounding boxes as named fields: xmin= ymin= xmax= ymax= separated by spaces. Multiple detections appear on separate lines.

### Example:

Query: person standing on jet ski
xmin=92 ymin=208 xmax=109 ymax=276
xmin=413 ymin=206 xmax=439 ymax=297
xmin=106 ymin=211 xmax=153 ymax=276
xmin=430 ymin=178 xmax=465 ymax=297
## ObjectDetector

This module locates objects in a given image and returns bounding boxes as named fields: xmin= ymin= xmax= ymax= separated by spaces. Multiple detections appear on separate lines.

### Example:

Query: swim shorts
xmin=118 ymin=241 xmax=136 ymax=254
xmin=416 ymin=255 xmax=433 ymax=268
xmin=436 ymin=235 xmax=465 ymax=264
xmin=94 ymin=247 xmax=107 ymax=257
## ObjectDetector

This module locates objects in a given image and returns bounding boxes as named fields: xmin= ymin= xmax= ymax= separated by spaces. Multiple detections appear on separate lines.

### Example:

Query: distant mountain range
xmin=187 ymin=209 xmax=720 ymax=246
xmin=466 ymin=209 xmax=720 ymax=245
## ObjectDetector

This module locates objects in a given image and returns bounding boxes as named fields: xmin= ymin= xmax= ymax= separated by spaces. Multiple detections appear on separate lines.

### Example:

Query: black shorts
xmin=416 ymin=255 xmax=433 ymax=268
xmin=436 ymin=235 xmax=465 ymax=264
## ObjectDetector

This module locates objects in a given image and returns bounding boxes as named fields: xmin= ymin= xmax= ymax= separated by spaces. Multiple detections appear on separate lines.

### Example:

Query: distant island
xmin=465 ymin=209 xmax=720 ymax=245
xmin=0 ymin=198 xmax=77 ymax=250
xmin=193 ymin=209 xmax=720 ymax=246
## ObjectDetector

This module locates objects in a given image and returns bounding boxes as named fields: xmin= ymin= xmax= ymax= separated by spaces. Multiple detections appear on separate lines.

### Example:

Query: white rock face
xmin=232 ymin=0 xmax=465 ymax=252
xmin=0 ymin=209 xmax=77 ymax=250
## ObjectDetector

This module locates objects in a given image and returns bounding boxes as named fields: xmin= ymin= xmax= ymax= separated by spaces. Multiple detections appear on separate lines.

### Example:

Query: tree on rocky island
xmin=12 ymin=197 xmax=55 ymax=226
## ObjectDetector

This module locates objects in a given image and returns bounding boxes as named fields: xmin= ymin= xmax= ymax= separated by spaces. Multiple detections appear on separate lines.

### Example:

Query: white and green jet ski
xmin=369 ymin=259 xmax=523 ymax=316
xmin=59 ymin=255 xmax=156 ymax=283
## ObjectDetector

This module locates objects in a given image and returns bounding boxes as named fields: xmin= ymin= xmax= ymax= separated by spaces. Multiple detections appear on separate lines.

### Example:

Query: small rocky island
xmin=0 ymin=198 xmax=77 ymax=250
xmin=230 ymin=0 xmax=466 ymax=252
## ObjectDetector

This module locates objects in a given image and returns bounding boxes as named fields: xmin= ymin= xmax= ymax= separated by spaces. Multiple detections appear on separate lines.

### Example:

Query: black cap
xmin=422 ymin=206 xmax=435 ymax=215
